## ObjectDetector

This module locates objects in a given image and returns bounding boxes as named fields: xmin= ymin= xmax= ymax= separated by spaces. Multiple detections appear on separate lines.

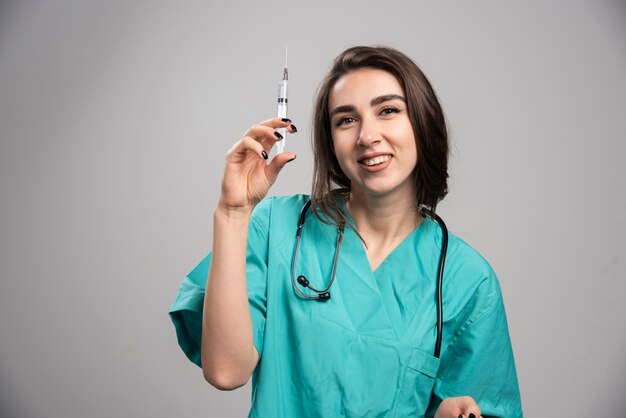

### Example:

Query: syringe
xmin=276 ymin=48 xmax=288 ymax=154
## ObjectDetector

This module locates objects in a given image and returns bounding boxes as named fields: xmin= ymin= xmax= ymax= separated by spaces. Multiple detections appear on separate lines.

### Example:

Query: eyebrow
xmin=370 ymin=94 xmax=406 ymax=106
xmin=329 ymin=94 xmax=406 ymax=118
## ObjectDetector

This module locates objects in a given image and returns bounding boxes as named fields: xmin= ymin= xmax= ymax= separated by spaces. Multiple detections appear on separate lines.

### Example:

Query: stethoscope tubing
xmin=291 ymin=200 xmax=344 ymax=300
xmin=419 ymin=207 xmax=448 ymax=359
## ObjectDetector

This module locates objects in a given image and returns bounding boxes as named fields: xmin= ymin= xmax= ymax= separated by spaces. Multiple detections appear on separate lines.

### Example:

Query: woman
xmin=169 ymin=46 xmax=522 ymax=418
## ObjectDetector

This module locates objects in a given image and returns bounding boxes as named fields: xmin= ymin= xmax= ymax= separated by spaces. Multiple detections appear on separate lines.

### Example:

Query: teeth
xmin=361 ymin=155 xmax=391 ymax=166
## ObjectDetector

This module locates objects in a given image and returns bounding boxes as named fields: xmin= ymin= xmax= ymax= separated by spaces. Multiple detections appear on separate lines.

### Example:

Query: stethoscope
xmin=291 ymin=199 xmax=449 ymax=358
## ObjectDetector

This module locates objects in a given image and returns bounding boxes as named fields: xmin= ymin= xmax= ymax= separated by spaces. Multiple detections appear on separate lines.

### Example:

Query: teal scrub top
xmin=169 ymin=194 xmax=523 ymax=418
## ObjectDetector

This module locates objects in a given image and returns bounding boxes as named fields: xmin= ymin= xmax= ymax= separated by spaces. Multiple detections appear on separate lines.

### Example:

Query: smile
xmin=359 ymin=154 xmax=392 ymax=166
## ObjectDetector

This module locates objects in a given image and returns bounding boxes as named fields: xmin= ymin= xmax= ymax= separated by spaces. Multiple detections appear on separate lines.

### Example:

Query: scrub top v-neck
xmin=336 ymin=202 xmax=432 ymax=342
xmin=169 ymin=194 xmax=522 ymax=418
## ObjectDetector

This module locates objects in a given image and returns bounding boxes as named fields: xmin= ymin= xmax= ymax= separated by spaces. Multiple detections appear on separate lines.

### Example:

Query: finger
xmin=257 ymin=117 xmax=294 ymax=129
xmin=458 ymin=396 xmax=481 ymax=418
xmin=246 ymin=124 xmax=286 ymax=152
xmin=231 ymin=136 xmax=268 ymax=161
xmin=461 ymin=409 xmax=481 ymax=418
xmin=466 ymin=404 xmax=481 ymax=418
xmin=265 ymin=152 xmax=296 ymax=184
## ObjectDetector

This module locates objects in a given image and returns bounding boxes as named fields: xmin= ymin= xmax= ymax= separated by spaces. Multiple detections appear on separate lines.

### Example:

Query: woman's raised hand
xmin=218 ymin=118 xmax=296 ymax=213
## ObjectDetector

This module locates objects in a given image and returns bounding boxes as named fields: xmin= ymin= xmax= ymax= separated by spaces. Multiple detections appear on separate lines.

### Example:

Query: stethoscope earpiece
xmin=296 ymin=275 xmax=331 ymax=301
xmin=297 ymin=275 xmax=310 ymax=287
xmin=317 ymin=292 xmax=330 ymax=301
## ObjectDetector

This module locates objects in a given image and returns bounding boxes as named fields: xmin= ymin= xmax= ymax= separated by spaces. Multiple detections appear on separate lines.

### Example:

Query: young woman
xmin=169 ymin=46 xmax=522 ymax=418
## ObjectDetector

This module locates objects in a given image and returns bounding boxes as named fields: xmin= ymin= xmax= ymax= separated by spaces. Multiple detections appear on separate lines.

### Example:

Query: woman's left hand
xmin=434 ymin=396 xmax=482 ymax=418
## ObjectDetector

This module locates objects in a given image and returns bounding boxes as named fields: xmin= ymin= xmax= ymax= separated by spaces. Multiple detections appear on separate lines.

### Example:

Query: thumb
xmin=265 ymin=152 xmax=297 ymax=184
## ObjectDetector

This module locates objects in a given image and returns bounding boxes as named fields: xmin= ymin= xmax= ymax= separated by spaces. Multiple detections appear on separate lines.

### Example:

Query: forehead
xmin=329 ymin=68 xmax=403 ymax=108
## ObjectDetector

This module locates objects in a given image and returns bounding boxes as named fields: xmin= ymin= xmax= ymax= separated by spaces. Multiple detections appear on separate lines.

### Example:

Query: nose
xmin=356 ymin=117 xmax=382 ymax=147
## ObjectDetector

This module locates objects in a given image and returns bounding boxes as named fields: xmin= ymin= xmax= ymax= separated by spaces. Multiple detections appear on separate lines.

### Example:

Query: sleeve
xmin=168 ymin=198 xmax=272 ymax=368
xmin=426 ymin=279 xmax=523 ymax=418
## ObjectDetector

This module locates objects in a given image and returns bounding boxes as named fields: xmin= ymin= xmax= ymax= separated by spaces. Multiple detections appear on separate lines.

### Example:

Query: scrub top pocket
xmin=394 ymin=348 xmax=440 ymax=418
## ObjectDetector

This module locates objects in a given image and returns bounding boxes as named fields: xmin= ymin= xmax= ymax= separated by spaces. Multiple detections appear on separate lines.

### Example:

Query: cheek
xmin=331 ymin=143 xmax=357 ymax=177
xmin=400 ymin=125 xmax=418 ymax=162
xmin=330 ymin=133 xmax=352 ymax=160
xmin=329 ymin=130 xmax=346 ymax=155
xmin=409 ymin=143 xmax=418 ymax=169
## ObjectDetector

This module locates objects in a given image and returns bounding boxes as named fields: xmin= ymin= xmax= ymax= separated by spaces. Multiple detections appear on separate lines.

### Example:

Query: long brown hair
xmin=311 ymin=46 xmax=449 ymax=229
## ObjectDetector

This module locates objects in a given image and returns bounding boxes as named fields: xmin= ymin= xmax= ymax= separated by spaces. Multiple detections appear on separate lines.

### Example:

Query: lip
xmin=357 ymin=152 xmax=393 ymax=163
xmin=358 ymin=154 xmax=392 ymax=173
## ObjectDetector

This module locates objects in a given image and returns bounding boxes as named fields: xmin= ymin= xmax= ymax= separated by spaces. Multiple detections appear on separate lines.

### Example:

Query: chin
xmin=354 ymin=177 xmax=414 ymax=198
xmin=356 ymin=183 xmax=402 ymax=197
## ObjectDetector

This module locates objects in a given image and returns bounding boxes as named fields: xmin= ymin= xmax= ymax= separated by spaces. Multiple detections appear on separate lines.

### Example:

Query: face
xmin=328 ymin=68 xmax=418 ymax=200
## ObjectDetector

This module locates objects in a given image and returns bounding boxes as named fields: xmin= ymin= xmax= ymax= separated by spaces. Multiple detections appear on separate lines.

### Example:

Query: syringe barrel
xmin=276 ymin=80 xmax=288 ymax=153
xmin=277 ymin=80 xmax=288 ymax=100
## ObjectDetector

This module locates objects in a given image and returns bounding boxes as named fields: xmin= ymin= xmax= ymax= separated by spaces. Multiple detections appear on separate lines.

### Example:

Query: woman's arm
xmin=201 ymin=204 xmax=257 ymax=390
xmin=200 ymin=118 xmax=296 ymax=390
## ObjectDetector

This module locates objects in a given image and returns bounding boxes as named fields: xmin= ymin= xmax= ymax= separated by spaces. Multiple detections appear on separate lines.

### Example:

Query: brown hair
xmin=311 ymin=45 xmax=449 ymax=228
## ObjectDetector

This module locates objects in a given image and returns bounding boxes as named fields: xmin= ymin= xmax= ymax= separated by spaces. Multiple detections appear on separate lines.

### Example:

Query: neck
xmin=346 ymin=188 xmax=422 ymax=243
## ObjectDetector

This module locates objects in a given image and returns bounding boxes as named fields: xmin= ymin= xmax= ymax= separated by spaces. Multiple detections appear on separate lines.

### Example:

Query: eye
xmin=379 ymin=106 xmax=401 ymax=116
xmin=335 ymin=116 xmax=357 ymax=127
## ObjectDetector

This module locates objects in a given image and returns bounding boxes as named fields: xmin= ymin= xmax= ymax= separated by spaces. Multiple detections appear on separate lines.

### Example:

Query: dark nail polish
xmin=469 ymin=414 xmax=475 ymax=418
xmin=458 ymin=415 xmax=464 ymax=418
xmin=274 ymin=131 xmax=283 ymax=140
xmin=261 ymin=150 xmax=268 ymax=160
xmin=281 ymin=118 xmax=291 ymax=123
xmin=290 ymin=124 xmax=297 ymax=133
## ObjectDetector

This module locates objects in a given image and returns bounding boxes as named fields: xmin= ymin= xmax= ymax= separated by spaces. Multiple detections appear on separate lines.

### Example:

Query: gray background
xmin=1 ymin=1 xmax=625 ymax=417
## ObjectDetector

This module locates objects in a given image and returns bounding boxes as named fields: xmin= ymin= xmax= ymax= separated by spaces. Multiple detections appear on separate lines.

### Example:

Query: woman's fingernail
xmin=469 ymin=414 xmax=475 ymax=418
xmin=287 ymin=155 xmax=296 ymax=163
xmin=458 ymin=415 xmax=464 ymax=418
xmin=261 ymin=150 xmax=268 ymax=160
xmin=274 ymin=131 xmax=283 ymax=140
xmin=281 ymin=118 xmax=291 ymax=123
xmin=290 ymin=124 xmax=297 ymax=133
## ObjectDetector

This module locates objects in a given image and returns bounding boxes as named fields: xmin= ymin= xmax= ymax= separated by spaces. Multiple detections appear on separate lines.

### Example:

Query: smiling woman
xmin=169 ymin=46 xmax=522 ymax=418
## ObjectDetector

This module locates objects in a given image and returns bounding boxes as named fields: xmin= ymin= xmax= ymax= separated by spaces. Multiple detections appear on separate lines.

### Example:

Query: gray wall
xmin=1 ymin=1 xmax=625 ymax=417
